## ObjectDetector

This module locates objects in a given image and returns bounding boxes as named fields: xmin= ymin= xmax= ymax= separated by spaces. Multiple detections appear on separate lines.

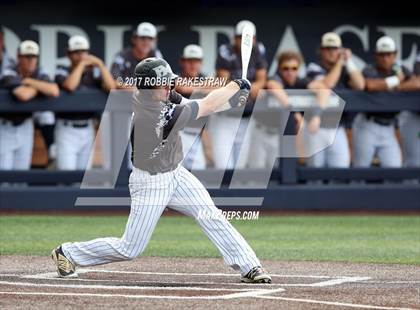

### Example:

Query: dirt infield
xmin=0 ymin=256 xmax=418 ymax=309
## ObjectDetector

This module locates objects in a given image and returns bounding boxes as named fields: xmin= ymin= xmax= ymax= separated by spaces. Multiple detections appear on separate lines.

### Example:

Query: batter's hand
xmin=231 ymin=79 xmax=251 ymax=107
xmin=233 ymin=78 xmax=251 ymax=90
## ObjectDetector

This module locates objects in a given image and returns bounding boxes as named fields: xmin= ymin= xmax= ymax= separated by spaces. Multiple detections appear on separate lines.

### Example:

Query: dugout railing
xmin=0 ymin=90 xmax=419 ymax=211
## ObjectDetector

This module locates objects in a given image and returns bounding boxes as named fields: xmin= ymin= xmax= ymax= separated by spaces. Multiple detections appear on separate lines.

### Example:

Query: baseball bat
xmin=239 ymin=25 xmax=254 ymax=105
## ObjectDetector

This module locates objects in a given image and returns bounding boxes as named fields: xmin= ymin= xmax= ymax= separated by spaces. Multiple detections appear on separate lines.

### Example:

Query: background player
xmin=175 ymin=44 xmax=214 ymax=170
xmin=0 ymin=40 xmax=59 ymax=170
xmin=54 ymin=35 xmax=115 ymax=170
xmin=353 ymin=36 xmax=418 ymax=168
xmin=52 ymin=57 xmax=272 ymax=284
xmin=111 ymin=22 xmax=163 ymax=89
xmin=249 ymin=51 xmax=327 ymax=169
xmin=109 ymin=22 xmax=163 ymax=169
xmin=306 ymin=32 xmax=365 ymax=169
xmin=211 ymin=20 xmax=267 ymax=169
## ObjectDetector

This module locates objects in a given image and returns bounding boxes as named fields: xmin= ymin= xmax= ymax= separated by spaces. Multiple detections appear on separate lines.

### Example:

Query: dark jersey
xmin=306 ymin=62 xmax=351 ymax=89
xmin=363 ymin=63 xmax=412 ymax=119
xmin=55 ymin=64 xmax=103 ymax=120
xmin=216 ymin=42 xmax=267 ymax=82
xmin=265 ymin=74 xmax=311 ymax=132
xmin=307 ymin=62 xmax=355 ymax=127
xmin=111 ymin=47 xmax=163 ymax=80
xmin=131 ymin=90 xmax=199 ymax=174
xmin=0 ymin=65 xmax=51 ymax=124
xmin=216 ymin=42 xmax=267 ymax=115
xmin=270 ymin=73 xmax=310 ymax=89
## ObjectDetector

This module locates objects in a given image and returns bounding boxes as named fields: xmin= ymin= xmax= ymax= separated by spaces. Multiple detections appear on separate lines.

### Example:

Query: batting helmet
xmin=134 ymin=57 xmax=177 ymax=89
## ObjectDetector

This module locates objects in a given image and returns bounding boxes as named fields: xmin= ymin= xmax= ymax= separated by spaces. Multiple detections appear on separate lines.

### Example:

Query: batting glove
xmin=233 ymin=78 xmax=251 ymax=90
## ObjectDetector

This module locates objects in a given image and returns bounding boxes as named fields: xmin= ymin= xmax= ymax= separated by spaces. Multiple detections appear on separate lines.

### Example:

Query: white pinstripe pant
xmin=62 ymin=165 xmax=261 ymax=275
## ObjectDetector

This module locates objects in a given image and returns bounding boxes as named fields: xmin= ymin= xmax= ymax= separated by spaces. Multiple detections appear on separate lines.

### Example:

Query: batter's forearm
xmin=196 ymin=81 xmax=239 ymax=118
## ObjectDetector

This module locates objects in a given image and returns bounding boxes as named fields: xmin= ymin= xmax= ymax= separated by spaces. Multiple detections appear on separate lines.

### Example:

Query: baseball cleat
xmin=241 ymin=266 xmax=272 ymax=283
xmin=51 ymin=246 xmax=78 ymax=278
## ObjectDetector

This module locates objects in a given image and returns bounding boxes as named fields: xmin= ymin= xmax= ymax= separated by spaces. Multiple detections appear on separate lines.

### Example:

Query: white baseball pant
xmin=62 ymin=165 xmax=261 ymax=275
xmin=55 ymin=119 xmax=95 ymax=170
xmin=352 ymin=114 xmax=402 ymax=168
xmin=209 ymin=114 xmax=253 ymax=170
xmin=0 ymin=118 xmax=34 ymax=170
xmin=247 ymin=124 xmax=279 ymax=169
xmin=180 ymin=130 xmax=206 ymax=170
xmin=304 ymin=126 xmax=350 ymax=168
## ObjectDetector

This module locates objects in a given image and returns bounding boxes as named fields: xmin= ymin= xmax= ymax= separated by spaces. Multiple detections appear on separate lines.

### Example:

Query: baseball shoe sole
xmin=51 ymin=246 xmax=78 ymax=278
xmin=241 ymin=266 xmax=272 ymax=283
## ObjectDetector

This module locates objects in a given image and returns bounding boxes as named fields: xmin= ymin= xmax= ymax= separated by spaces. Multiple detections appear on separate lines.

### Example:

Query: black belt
xmin=0 ymin=118 xmax=28 ymax=126
xmin=61 ymin=119 xmax=90 ymax=128
xmin=366 ymin=116 xmax=394 ymax=126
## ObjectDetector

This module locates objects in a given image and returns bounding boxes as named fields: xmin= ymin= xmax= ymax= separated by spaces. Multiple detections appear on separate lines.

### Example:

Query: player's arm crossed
xmin=364 ymin=65 xmax=419 ymax=92
xmin=20 ymin=77 xmax=60 ymax=98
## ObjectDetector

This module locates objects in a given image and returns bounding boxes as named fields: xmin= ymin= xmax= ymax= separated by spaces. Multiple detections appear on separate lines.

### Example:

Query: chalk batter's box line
xmin=18 ymin=269 xmax=370 ymax=288
xmin=0 ymin=270 xmax=384 ymax=307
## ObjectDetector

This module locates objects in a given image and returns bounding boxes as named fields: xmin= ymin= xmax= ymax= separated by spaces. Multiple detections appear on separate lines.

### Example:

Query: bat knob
xmin=238 ymin=91 xmax=249 ymax=106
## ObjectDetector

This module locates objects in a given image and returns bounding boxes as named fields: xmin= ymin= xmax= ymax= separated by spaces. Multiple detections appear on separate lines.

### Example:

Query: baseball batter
xmin=52 ymin=58 xmax=272 ymax=284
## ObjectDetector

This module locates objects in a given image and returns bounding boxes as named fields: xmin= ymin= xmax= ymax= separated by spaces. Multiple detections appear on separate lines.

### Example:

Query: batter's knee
xmin=118 ymin=239 xmax=147 ymax=260
xmin=120 ymin=251 xmax=138 ymax=261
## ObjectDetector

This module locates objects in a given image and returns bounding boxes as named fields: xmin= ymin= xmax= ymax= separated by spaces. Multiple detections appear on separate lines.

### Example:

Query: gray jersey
xmin=131 ymin=90 xmax=199 ymax=174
